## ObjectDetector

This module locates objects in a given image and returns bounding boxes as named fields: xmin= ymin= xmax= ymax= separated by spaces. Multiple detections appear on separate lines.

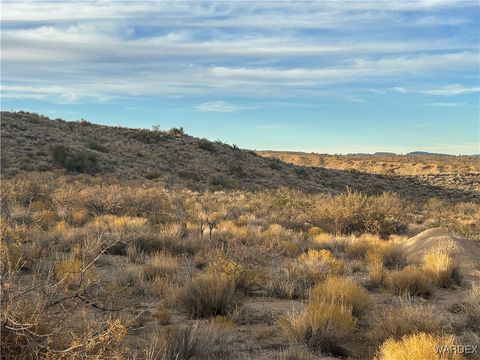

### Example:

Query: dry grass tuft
xmin=298 ymin=249 xmax=345 ymax=275
xmin=206 ymin=257 xmax=257 ymax=293
xmin=153 ymin=308 xmax=172 ymax=325
xmin=423 ymin=251 xmax=457 ymax=288
xmin=277 ymin=302 xmax=356 ymax=357
xmin=375 ymin=332 xmax=465 ymax=360
xmin=177 ymin=273 xmax=236 ymax=318
xmin=284 ymin=242 xmax=303 ymax=258
xmin=368 ymin=299 xmax=447 ymax=344
xmin=367 ymin=252 xmax=386 ymax=287
xmin=277 ymin=345 xmax=316 ymax=360
xmin=55 ymin=259 xmax=96 ymax=288
xmin=461 ymin=285 xmax=480 ymax=331
xmin=310 ymin=276 xmax=371 ymax=315
xmin=146 ymin=322 xmax=231 ymax=360
xmin=386 ymin=266 xmax=432 ymax=296
xmin=143 ymin=251 xmax=179 ymax=281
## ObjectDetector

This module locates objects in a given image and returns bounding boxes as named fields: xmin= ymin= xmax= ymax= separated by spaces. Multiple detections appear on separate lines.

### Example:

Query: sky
xmin=1 ymin=0 xmax=479 ymax=154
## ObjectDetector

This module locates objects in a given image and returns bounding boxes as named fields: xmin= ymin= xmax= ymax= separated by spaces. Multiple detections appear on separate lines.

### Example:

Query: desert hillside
xmin=258 ymin=151 xmax=480 ymax=196
xmin=2 ymin=111 xmax=480 ymax=360
xmin=1 ymin=111 xmax=479 ymax=202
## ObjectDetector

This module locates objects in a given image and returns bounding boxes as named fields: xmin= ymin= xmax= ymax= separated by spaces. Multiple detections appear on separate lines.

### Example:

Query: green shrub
xmin=51 ymin=144 xmax=99 ymax=174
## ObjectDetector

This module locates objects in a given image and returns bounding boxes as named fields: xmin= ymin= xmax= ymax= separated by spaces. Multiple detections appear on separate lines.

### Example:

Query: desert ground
xmin=1 ymin=112 xmax=479 ymax=359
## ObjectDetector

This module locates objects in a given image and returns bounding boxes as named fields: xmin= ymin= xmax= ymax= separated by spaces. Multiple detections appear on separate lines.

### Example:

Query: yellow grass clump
xmin=298 ymin=249 xmax=345 ymax=275
xmin=55 ymin=259 xmax=96 ymax=288
xmin=284 ymin=242 xmax=302 ymax=258
xmin=423 ymin=251 xmax=456 ymax=288
xmin=310 ymin=276 xmax=371 ymax=315
xmin=143 ymin=251 xmax=179 ymax=281
xmin=375 ymin=333 xmax=465 ymax=360
xmin=307 ymin=226 xmax=324 ymax=237
xmin=178 ymin=273 xmax=236 ymax=318
xmin=386 ymin=266 xmax=432 ymax=296
xmin=153 ymin=308 xmax=172 ymax=325
xmin=90 ymin=215 xmax=148 ymax=229
xmin=367 ymin=252 xmax=386 ymax=287
xmin=368 ymin=299 xmax=446 ymax=343
xmin=206 ymin=257 xmax=257 ymax=293
xmin=277 ymin=302 xmax=356 ymax=357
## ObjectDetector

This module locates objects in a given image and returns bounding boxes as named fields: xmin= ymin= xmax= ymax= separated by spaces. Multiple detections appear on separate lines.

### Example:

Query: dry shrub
xmin=367 ymin=252 xmax=386 ymax=288
xmin=298 ymin=249 xmax=344 ymax=275
xmin=461 ymin=285 xmax=480 ymax=331
xmin=375 ymin=333 xmax=465 ymax=360
xmin=1 ymin=295 xmax=52 ymax=358
xmin=146 ymin=322 xmax=231 ymax=360
xmin=277 ymin=302 xmax=356 ymax=357
xmin=143 ymin=251 xmax=179 ymax=281
xmin=277 ymin=345 xmax=316 ymax=360
xmin=386 ymin=266 xmax=432 ymax=296
xmin=206 ymin=257 xmax=257 ymax=293
xmin=312 ymin=234 xmax=346 ymax=253
xmin=307 ymin=227 xmax=324 ymax=237
xmin=55 ymin=259 xmax=96 ymax=288
xmin=52 ymin=183 xmax=173 ymax=223
xmin=374 ymin=241 xmax=407 ymax=270
xmin=1 ymin=175 xmax=43 ymax=207
xmin=310 ymin=276 xmax=371 ymax=315
xmin=284 ymin=241 xmax=303 ymax=258
xmin=178 ymin=273 xmax=236 ymax=318
xmin=267 ymin=265 xmax=314 ymax=299
xmin=423 ymin=251 xmax=457 ymax=288
xmin=153 ymin=308 xmax=172 ymax=325
xmin=209 ymin=315 xmax=236 ymax=330
xmin=268 ymin=249 xmax=344 ymax=299
xmin=368 ymin=299 xmax=446 ymax=344
xmin=316 ymin=190 xmax=407 ymax=237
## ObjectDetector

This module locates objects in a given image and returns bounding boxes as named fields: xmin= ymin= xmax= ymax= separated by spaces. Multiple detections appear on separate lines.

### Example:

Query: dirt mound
xmin=403 ymin=227 xmax=480 ymax=285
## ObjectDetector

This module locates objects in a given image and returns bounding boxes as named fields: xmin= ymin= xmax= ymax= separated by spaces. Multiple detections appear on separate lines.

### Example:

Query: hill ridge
xmin=1 ymin=111 xmax=479 ymax=202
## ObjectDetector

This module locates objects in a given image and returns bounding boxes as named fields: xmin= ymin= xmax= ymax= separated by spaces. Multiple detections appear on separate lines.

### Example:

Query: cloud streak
xmin=1 ymin=1 xmax=479 ymax=104
xmin=197 ymin=101 xmax=248 ymax=113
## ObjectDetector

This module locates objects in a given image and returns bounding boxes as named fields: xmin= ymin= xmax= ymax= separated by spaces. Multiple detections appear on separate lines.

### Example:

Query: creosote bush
xmin=315 ymin=190 xmax=407 ymax=237
xmin=51 ymin=144 xmax=99 ymax=174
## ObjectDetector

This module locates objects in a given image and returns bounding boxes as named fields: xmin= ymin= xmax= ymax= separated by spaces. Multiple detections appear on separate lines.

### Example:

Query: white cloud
xmin=196 ymin=101 xmax=247 ymax=113
xmin=1 ymin=1 xmax=478 ymax=102
xmin=425 ymin=102 xmax=466 ymax=106
xmin=393 ymin=87 xmax=409 ymax=93
xmin=422 ymin=84 xmax=480 ymax=96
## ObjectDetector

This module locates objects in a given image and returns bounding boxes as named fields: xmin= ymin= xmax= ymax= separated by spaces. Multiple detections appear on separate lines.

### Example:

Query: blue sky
xmin=1 ymin=0 xmax=479 ymax=154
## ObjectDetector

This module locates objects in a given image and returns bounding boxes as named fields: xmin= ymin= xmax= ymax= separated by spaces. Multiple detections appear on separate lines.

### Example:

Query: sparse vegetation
xmin=1 ymin=111 xmax=479 ymax=359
